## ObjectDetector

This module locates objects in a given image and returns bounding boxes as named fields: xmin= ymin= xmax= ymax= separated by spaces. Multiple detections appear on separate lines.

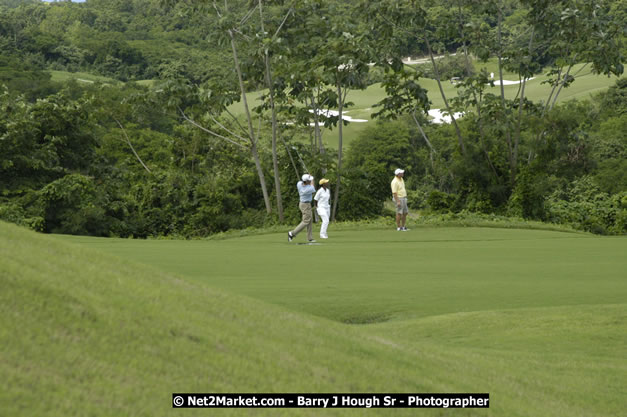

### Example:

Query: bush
xmin=37 ymin=173 xmax=117 ymax=235
xmin=507 ymin=169 xmax=558 ymax=219
xmin=427 ymin=190 xmax=456 ymax=212
xmin=365 ymin=65 xmax=386 ymax=86
xmin=337 ymin=167 xmax=388 ymax=220
xmin=340 ymin=120 xmax=417 ymax=220
xmin=0 ymin=202 xmax=45 ymax=232
xmin=416 ymin=53 xmax=474 ymax=81
xmin=463 ymin=189 xmax=494 ymax=214
xmin=594 ymin=158 xmax=627 ymax=195
xmin=544 ymin=177 xmax=626 ymax=235
xmin=406 ymin=187 xmax=429 ymax=210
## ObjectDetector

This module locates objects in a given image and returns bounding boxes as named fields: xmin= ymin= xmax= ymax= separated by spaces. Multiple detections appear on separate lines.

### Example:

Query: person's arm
xmin=314 ymin=188 xmax=322 ymax=202
xmin=392 ymin=181 xmax=401 ymax=206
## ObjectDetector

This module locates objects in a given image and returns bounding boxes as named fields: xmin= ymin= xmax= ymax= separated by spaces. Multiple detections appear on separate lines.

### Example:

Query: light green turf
xmin=49 ymin=70 xmax=120 ymax=85
xmin=4 ymin=221 xmax=627 ymax=416
xmin=56 ymin=227 xmax=627 ymax=324
xmin=135 ymin=79 xmax=157 ymax=87
xmin=50 ymin=70 xmax=156 ymax=87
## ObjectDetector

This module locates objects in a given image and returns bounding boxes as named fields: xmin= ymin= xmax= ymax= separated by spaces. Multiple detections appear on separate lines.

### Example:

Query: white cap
xmin=301 ymin=174 xmax=313 ymax=182
xmin=394 ymin=168 xmax=405 ymax=175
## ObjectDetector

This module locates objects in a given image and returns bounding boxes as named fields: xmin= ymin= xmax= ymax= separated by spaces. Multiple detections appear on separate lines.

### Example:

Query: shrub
xmin=594 ymin=159 xmax=627 ymax=195
xmin=337 ymin=167 xmax=389 ymax=220
xmin=507 ymin=170 xmax=557 ymax=219
xmin=406 ymin=187 xmax=429 ymax=210
xmin=0 ymin=202 xmax=45 ymax=232
xmin=427 ymin=190 xmax=456 ymax=212
xmin=544 ymin=177 xmax=626 ymax=235
xmin=416 ymin=53 xmax=474 ymax=81
xmin=37 ymin=173 xmax=117 ymax=235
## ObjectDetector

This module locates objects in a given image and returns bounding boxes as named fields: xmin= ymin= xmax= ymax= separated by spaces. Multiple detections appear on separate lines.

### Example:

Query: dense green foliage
xmin=0 ymin=80 xmax=276 ymax=236
xmin=347 ymin=79 xmax=627 ymax=234
xmin=0 ymin=0 xmax=625 ymax=236
xmin=0 ymin=0 xmax=220 ymax=82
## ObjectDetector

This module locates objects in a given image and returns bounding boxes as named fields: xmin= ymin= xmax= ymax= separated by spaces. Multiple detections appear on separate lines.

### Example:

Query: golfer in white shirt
xmin=314 ymin=178 xmax=331 ymax=239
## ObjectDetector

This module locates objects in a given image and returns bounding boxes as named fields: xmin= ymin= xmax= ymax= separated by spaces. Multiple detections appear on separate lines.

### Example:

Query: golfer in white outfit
xmin=314 ymin=178 xmax=331 ymax=239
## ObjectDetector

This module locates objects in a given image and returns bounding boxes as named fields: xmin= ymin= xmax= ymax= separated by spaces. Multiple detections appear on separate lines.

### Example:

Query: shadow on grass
xmin=342 ymin=313 xmax=392 ymax=325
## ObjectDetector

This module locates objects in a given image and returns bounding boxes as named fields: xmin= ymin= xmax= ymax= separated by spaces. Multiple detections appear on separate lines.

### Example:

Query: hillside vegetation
xmin=1 ymin=0 xmax=625 ymax=238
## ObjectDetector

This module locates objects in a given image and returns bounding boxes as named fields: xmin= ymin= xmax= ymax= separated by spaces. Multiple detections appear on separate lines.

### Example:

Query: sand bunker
xmin=428 ymin=109 xmax=464 ymax=124
xmin=489 ymin=76 xmax=536 ymax=86
xmin=309 ymin=109 xmax=368 ymax=123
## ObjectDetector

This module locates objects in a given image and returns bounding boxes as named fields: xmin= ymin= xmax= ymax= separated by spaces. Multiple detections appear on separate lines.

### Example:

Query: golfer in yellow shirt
xmin=391 ymin=168 xmax=409 ymax=231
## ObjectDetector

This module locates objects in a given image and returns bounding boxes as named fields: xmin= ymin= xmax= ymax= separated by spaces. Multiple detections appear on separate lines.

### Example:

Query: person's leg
xmin=396 ymin=213 xmax=401 ymax=229
xmin=318 ymin=208 xmax=329 ymax=238
xmin=326 ymin=208 xmax=331 ymax=237
xmin=304 ymin=204 xmax=313 ymax=241
xmin=292 ymin=203 xmax=311 ymax=236
xmin=401 ymin=198 xmax=409 ymax=229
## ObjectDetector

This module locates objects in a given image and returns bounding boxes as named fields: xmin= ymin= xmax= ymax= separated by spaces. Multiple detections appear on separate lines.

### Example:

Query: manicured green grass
xmin=49 ymin=70 xmax=158 ymax=87
xmin=4 ymin=220 xmax=627 ymax=416
xmin=135 ymin=79 xmax=157 ymax=87
xmin=349 ymin=63 xmax=619 ymax=112
xmin=57 ymin=227 xmax=626 ymax=324
xmin=49 ymin=70 xmax=120 ymax=85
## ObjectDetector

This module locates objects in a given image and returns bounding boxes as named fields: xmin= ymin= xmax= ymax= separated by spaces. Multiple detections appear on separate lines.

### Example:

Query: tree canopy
xmin=0 ymin=0 xmax=625 ymax=236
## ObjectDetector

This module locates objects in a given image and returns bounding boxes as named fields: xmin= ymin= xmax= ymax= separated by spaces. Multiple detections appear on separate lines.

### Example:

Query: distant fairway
xmin=229 ymin=61 xmax=621 ymax=147
xmin=49 ymin=70 xmax=120 ymax=85
xmin=3 ymin=222 xmax=626 ymax=416
xmin=50 ymin=61 xmax=621 ymax=149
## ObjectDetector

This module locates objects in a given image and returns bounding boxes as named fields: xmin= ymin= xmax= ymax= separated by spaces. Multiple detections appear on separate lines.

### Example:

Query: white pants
xmin=317 ymin=206 xmax=330 ymax=237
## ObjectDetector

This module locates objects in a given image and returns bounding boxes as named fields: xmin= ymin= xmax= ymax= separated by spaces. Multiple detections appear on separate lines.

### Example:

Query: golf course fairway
xmin=2 ymin=221 xmax=626 ymax=416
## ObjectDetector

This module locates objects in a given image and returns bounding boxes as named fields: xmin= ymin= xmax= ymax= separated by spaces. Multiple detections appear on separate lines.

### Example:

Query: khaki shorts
xmin=395 ymin=197 xmax=409 ymax=214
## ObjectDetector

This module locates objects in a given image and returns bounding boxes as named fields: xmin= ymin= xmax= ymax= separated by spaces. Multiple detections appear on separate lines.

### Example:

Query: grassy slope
xmin=53 ymin=225 xmax=627 ymax=416
xmin=0 ymin=220 xmax=472 ymax=417
xmin=3 ymin=221 xmax=626 ymax=416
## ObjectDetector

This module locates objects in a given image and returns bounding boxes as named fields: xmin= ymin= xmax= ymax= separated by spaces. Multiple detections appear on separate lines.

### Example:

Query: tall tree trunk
xmin=281 ymin=136 xmax=300 ymax=179
xmin=114 ymin=118 xmax=152 ymax=174
xmin=533 ymin=49 xmax=576 ymax=162
xmin=331 ymin=78 xmax=344 ymax=221
xmin=425 ymin=36 xmax=466 ymax=156
xmin=549 ymin=62 xmax=575 ymax=111
xmin=515 ymin=28 xmax=535 ymax=174
xmin=543 ymin=66 xmax=563 ymax=116
xmin=312 ymin=93 xmax=325 ymax=155
xmin=229 ymin=29 xmax=272 ymax=214
xmin=259 ymin=0 xmax=284 ymax=221
xmin=411 ymin=110 xmax=435 ymax=167
xmin=496 ymin=5 xmax=516 ymax=184
xmin=307 ymin=97 xmax=316 ymax=152
xmin=457 ymin=1 xmax=498 ymax=180
xmin=264 ymin=54 xmax=284 ymax=221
